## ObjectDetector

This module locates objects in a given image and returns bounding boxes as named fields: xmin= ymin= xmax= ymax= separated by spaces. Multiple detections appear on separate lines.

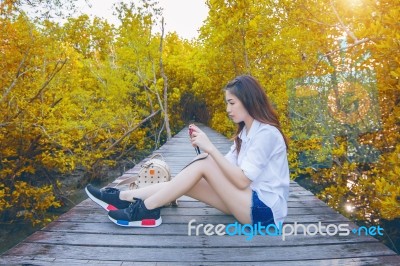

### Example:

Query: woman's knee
xmin=198 ymin=155 xmax=218 ymax=171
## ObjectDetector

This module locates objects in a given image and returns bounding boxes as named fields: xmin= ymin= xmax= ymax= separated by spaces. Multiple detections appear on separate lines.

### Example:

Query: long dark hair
xmin=224 ymin=75 xmax=289 ymax=154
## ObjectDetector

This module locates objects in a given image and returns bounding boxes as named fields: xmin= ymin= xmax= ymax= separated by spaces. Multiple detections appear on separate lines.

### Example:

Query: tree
xmin=0 ymin=13 xmax=68 ymax=224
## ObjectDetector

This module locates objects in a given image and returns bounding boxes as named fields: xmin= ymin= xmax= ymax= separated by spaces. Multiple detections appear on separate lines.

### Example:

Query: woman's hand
xmin=189 ymin=124 xmax=215 ymax=154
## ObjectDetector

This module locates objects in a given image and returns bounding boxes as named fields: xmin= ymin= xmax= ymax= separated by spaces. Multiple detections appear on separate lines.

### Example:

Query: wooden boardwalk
xmin=1 ymin=124 xmax=399 ymax=265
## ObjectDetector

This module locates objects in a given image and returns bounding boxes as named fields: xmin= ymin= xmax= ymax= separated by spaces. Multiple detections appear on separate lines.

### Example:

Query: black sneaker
xmin=85 ymin=184 xmax=131 ymax=211
xmin=108 ymin=199 xmax=162 ymax=227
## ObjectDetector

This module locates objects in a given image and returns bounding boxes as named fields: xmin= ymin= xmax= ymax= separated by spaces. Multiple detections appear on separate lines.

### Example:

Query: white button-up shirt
xmin=225 ymin=120 xmax=290 ymax=225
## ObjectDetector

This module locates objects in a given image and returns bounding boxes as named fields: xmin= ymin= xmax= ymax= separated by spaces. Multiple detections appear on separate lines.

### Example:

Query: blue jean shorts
xmin=251 ymin=190 xmax=275 ymax=226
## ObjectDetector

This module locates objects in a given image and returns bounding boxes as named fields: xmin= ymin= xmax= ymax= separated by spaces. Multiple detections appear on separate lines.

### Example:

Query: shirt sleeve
xmin=240 ymin=128 xmax=285 ymax=181
xmin=224 ymin=142 xmax=238 ymax=165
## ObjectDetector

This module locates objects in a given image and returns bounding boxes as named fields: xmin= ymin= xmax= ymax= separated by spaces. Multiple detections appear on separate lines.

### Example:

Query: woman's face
xmin=225 ymin=90 xmax=250 ymax=124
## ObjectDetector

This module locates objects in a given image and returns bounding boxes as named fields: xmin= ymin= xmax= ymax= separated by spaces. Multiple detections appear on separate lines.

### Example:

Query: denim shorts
xmin=251 ymin=190 xmax=275 ymax=226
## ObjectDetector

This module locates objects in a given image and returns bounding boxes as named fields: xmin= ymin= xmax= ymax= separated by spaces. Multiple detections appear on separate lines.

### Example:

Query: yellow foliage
xmin=9 ymin=181 xmax=61 ymax=225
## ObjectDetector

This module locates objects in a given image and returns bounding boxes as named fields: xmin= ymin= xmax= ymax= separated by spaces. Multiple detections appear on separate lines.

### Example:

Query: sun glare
xmin=345 ymin=0 xmax=363 ymax=8
xmin=345 ymin=204 xmax=354 ymax=213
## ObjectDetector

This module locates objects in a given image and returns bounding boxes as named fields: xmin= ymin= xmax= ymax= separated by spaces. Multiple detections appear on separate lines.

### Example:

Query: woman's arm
xmin=189 ymin=125 xmax=251 ymax=189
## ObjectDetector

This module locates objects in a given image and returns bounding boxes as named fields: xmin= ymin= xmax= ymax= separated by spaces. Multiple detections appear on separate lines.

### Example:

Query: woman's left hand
xmin=189 ymin=124 xmax=215 ymax=154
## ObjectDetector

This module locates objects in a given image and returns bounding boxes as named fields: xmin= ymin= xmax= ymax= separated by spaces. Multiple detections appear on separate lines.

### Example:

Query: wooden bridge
xmin=0 ymin=124 xmax=398 ymax=265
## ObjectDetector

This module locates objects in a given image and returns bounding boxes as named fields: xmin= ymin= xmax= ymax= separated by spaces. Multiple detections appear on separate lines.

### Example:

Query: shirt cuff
xmin=241 ymin=161 xmax=262 ymax=181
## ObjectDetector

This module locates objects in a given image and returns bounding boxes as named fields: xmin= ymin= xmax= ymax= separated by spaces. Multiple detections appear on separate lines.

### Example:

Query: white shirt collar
xmin=240 ymin=119 xmax=261 ymax=142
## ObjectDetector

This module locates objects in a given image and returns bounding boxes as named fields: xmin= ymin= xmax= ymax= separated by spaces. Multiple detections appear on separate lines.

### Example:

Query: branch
xmin=104 ymin=109 xmax=161 ymax=153
xmin=324 ymin=38 xmax=370 ymax=57
xmin=300 ymin=3 xmax=336 ymax=28
xmin=1 ymin=48 xmax=32 ymax=103
xmin=305 ymin=18 xmax=336 ymax=27
xmin=136 ymin=67 xmax=160 ymax=114
xmin=330 ymin=0 xmax=358 ymax=42
xmin=0 ymin=122 xmax=11 ymax=127
xmin=33 ymin=123 xmax=74 ymax=155
xmin=87 ymin=62 xmax=107 ymax=88
xmin=309 ymin=38 xmax=371 ymax=74
xmin=28 ymin=58 xmax=68 ymax=104
xmin=12 ymin=58 xmax=68 ymax=120
xmin=9 ymin=134 xmax=42 ymax=180
xmin=156 ymin=119 xmax=165 ymax=149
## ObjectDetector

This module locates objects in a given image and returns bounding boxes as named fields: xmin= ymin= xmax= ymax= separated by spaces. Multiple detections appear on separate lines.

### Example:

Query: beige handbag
xmin=135 ymin=154 xmax=171 ymax=188
xmin=115 ymin=153 xmax=176 ymax=206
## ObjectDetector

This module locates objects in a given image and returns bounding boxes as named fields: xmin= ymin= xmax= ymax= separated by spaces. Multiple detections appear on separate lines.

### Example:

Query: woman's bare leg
xmin=185 ymin=178 xmax=231 ymax=214
xmin=120 ymin=174 xmax=231 ymax=214
xmin=119 ymin=156 xmax=252 ymax=224
xmin=119 ymin=182 xmax=168 ymax=201
xmin=119 ymin=156 xmax=209 ymax=201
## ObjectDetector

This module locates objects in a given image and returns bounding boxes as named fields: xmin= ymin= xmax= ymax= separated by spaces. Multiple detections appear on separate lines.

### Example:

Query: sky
xmin=76 ymin=0 xmax=209 ymax=40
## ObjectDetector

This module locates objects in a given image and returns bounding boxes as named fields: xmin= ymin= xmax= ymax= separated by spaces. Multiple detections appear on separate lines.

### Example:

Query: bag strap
xmin=142 ymin=153 xmax=165 ymax=168
xmin=150 ymin=153 xmax=164 ymax=161
xmin=113 ymin=176 xmax=138 ymax=189
xmin=181 ymin=153 xmax=209 ymax=171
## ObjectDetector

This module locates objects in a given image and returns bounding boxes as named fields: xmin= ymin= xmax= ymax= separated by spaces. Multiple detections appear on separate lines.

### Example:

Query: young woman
xmin=86 ymin=75 xmax=290 ymax=228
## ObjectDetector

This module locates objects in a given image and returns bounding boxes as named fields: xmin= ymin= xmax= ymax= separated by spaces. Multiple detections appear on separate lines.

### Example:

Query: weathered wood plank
xmin=1 ymin=255 xmax=399 ymax=266
xmin=4 ymin=242 xmax=396 ymax=262
xmin=21 ymin=231 xmax=382 ymax=248
xmin=76 ymin=197 xmax=329 ymax=208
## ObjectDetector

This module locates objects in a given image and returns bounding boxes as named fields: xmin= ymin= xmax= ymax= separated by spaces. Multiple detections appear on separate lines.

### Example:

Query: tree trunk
xmin=159 ymin=17 xmax=172 ymax=140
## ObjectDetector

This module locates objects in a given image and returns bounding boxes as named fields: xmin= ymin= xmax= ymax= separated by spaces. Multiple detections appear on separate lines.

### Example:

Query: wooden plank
xmin=76 ymin=197 xmax=329 ymax=208
xmin=21 ymin=231 xmax=383 ymax=248
xmin=1 ymin=255 xmax=399 ymax=266
xmin=3 ymin=242 xmax=396 ymax=262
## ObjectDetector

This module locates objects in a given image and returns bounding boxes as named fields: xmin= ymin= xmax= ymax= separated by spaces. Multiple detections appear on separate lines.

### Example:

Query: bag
xmin=136 ymin=153 xmax=171 ymax=189
xmin=115 ymin=153 xmax=176 ymax=206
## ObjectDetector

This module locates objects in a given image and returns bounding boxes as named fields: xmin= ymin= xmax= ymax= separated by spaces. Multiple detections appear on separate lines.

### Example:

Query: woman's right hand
xmin=189 ymin=124 xmax=215 ymax=154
